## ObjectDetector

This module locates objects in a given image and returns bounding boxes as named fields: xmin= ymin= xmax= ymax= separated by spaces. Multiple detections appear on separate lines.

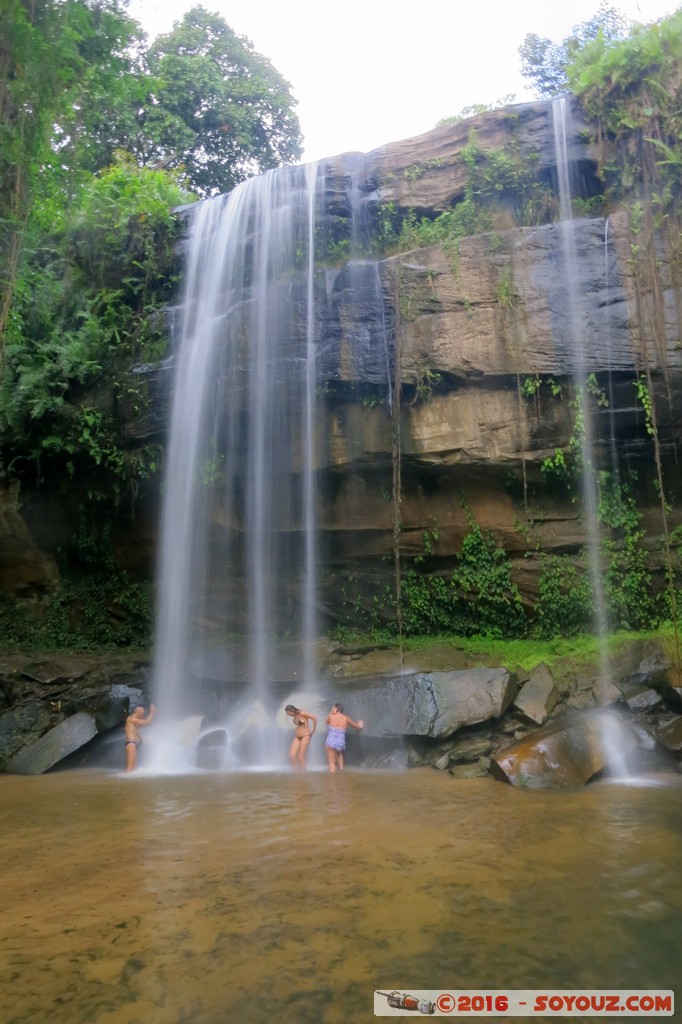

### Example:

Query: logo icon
xmin=376 ymin=991 xmax=436 ymax=1015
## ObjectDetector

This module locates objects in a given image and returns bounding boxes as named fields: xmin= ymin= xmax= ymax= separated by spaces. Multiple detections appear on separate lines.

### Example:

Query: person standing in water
xmin=325 ymin=703 xmax=363 ymax=773
xmin=285 ymin=704 xmax=317 ymax=769
xmin=124 ymin=703 xmax=156 ymax=772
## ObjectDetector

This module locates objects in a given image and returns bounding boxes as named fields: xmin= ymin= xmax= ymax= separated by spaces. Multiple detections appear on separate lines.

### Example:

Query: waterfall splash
xmin=149 ymin=162 xmax=327 ymax=771
xmin=551 ymin=98 xmax=643 ymax=783
xmin=552 ymin=97 xmax=611 ymax=692
xmin=599 ymin=711 xmax=636 ymax=780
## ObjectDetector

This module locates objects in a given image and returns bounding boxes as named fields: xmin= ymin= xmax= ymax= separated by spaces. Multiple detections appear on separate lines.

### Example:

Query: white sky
xmin=127 ymin=0 xmax=681 ymax=163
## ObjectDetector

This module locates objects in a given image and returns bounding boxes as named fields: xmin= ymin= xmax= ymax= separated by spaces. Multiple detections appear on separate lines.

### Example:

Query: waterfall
xmin=345 ymin=156 xmax=395 ymax=407
xmin=604 ymin=217 xmax=619 ymax=471
xmin=551 ymin=97 xmax=610 ymax=685
xmin=150 ymin=162 xmax=323 ymax=769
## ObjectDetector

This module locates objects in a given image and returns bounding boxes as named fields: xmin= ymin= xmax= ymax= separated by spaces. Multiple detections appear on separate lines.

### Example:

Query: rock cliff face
xmin=310 ymin=204 xmax=679 ymax=601
xmin=3 ymin=97 xmax=681 ymax=631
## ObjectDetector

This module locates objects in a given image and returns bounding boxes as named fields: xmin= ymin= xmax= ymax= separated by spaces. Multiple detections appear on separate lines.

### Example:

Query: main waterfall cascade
xmin=150 ymin=161 xmax=331 ymax=770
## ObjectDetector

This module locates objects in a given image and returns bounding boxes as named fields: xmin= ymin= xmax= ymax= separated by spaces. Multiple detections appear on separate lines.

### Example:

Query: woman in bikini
xmin=325 ymin=703 xmax=363 ymax=773
xmin=284 ymin=704 xmax=317 ymax=769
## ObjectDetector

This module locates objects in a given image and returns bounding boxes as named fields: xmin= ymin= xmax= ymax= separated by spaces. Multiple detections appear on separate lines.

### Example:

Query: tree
xmin=436 ymin=97 xmax=518 ymax=128
xmin=52 ymin=0 xmax=146 ymax=178
xmin=144 ymin=6 xmax=303 ymax=196
xmin=1 ymin=0 xmax=72 ymax=362
xmin=0 ymin=0 xmax=142 ymax=364
xmin=518 ymin=35 xmax=569 ymax=99
xmin=519 ymin=3 xmax=630 ymax=98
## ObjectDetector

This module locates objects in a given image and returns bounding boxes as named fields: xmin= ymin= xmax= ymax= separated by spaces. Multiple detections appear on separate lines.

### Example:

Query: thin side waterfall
xmin=604 ymin=217 xmax=619 ymax=473
xmin=551 ymin=97 xmax=610 ymax=685
xmin=150 ymin=163 xmax=323 ymax=770
xmin=345 ymin=157 xmax=395 ymax=409
xmin=548 ymin=118 xmax=638 ymax=779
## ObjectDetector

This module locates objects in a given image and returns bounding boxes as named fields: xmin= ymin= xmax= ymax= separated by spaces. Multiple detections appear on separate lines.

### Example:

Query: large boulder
xmin=490 ymin=708 xmax=643 ymax=788
xmin=6 ymin=711 xmax=99 ymax=775
xmin=345 ymin=667 xmax=517 ymax=740
xmin=513 ymin=662 xmax=559 ymax=725
xmin=0 ymin=700 xmax=52 ymax=767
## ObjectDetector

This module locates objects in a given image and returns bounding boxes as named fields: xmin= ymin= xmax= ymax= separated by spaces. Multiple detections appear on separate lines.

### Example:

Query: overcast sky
xmin=127 ymin=0 xmax=681 ymax=163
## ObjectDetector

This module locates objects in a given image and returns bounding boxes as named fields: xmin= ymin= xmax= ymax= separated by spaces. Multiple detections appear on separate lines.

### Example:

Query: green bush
xmin=399 ymin=519 xmax=526 ymax=639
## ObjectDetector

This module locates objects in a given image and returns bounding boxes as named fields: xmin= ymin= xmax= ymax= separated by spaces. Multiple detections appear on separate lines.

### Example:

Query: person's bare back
xmin=324 ymin=703 xmax=363 ymax=772
xmin=326 ymin=709 xmax=361 ymax=731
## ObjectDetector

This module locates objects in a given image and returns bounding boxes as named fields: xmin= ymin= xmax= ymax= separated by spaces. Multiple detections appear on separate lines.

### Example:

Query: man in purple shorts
xmin=324 ymin=703 xmax=364 ymax=773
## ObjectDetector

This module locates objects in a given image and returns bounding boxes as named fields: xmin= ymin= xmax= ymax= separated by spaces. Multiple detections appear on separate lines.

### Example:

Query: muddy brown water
xmin=2 ymin=768 xmax=681 ymax=1024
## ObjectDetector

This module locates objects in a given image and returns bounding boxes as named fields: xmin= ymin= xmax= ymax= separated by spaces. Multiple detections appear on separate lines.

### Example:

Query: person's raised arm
xmin=346 ymin=715 xmax=364 ymax=730
xmin=139 ymin=704 xmax=156 ymax=726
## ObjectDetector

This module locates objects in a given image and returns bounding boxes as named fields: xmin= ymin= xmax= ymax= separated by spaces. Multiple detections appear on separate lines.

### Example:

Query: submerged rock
xmin=448 ymin=734 xmax=494 ymax=764
xmin=360 ymin=746 xmax=410 ymax=771
xmin=449 ymin=762 xmax=489 ymax=779
xmin=196 ymin=728 xmax=229 ymax=771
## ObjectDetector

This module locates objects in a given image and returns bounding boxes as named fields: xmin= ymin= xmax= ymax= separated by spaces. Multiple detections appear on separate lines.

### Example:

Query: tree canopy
xmin=518 ymin=3 xmax=630 ymax=98
xmin=145 ymin=7 xmax=304 ymax=196
xmin=57 ymin=4 xmax=305 ymax=197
